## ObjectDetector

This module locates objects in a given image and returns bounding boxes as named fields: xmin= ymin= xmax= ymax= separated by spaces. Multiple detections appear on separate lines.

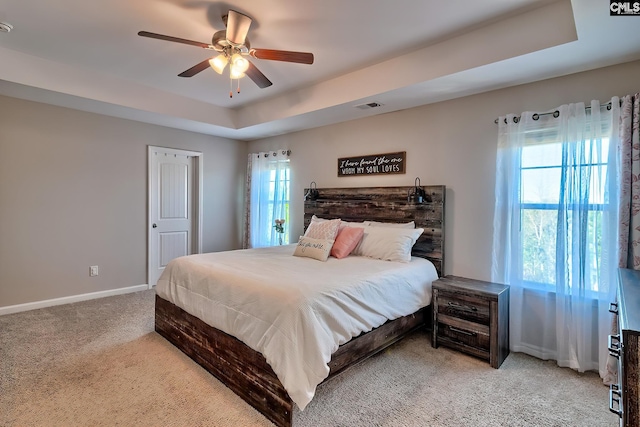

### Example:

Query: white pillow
xmin=293 ymin=236 xmax=334 ymax=261
xmin=304 ymin=218 xmax=341 ymax=240
xmin=364 ymin=220 xmax=415 ymax=229
xmin=352 ymin=227 xmax=424 ymax=262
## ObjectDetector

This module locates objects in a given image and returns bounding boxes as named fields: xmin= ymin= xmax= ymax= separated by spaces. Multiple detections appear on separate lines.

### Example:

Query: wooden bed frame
xmin=155 ymin=185 xmax=445 ymax=426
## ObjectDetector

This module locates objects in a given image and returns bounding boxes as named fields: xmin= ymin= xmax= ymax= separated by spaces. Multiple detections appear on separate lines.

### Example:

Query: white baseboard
xmin=0 ymin=284 xmax=150 ymax=316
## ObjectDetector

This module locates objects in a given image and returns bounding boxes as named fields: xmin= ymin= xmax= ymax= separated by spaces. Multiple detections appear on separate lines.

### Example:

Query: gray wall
xmin=248 ymin=59 xmax=640 ymax=281
xmin=0 ymin=97 xmax=247 ymax=307
xmin=3 ymin=59 xmax=639 ymax=308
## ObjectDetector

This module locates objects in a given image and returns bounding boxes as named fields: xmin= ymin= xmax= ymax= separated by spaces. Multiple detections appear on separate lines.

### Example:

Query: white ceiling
xmin=0 ymin=0 xmax=639 ymax=141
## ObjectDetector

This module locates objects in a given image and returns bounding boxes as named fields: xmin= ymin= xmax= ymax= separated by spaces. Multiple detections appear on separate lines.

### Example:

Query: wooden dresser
xmin=610 ymin=268 xmax=640 ymax=426
xmin=431 ymin=276 xmax=509 ymax=368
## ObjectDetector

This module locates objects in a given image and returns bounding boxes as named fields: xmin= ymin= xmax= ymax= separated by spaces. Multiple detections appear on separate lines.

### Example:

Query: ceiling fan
xmin=138 ymin=10 xmax=314 ymax=97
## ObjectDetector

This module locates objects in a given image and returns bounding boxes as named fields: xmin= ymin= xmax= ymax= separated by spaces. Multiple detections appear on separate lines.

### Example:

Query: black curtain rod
xmin=257 ymin=149 xmax=292 ymax=158
xmin=494 ymin=100 xmax=621 ymax=124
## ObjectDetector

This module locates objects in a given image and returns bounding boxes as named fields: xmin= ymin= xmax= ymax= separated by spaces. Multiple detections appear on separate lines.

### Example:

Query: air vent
xmin=354 ymin=102 xmax=383 ymax=110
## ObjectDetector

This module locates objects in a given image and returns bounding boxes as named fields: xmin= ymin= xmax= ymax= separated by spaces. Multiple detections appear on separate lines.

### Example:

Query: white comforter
xmin=156 ymin=245 xmax=437 ymax=410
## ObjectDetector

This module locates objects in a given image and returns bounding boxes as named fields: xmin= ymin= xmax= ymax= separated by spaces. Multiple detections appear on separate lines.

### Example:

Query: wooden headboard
xmin=303 ymin=185 xmax=445 ymax=276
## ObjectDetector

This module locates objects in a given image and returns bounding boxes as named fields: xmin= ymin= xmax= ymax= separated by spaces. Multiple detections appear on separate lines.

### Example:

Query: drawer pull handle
xmin=447 ymin=301 xmax=478 ymax=312
xmin=609 ymin=302 xmax=618 ymax=315
xmin=608 ymin=334 xmax=621 ymax=358
xmin=449 ymin=326 xmax=476 ymax=336
xmin=609 ymin=384 xmax=623 ymax=417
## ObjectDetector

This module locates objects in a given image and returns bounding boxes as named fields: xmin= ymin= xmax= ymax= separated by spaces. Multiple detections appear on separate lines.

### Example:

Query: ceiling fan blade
xmin=226 ymin=10 xmax=252 ymax=46
xmin=249 ymin=49 xmax=314 ymax=64
xmin=245 ymin=61 xmax=273 ymax=89
xmin=138 ymin=31 xmax=212 ymax=49
xmin=178 ymin=59 xmax=212 ymax=77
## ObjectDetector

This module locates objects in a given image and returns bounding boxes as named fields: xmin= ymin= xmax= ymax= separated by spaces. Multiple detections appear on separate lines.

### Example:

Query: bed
xmin=155 ymin=185 xmax=445 ymax=426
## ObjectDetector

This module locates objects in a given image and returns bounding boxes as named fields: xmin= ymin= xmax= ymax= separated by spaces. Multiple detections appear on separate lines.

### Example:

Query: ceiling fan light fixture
xmin=230 ymin=53 xmax=249 ymax=73
xmin=209 ymin=54 xmax=228 ymax=74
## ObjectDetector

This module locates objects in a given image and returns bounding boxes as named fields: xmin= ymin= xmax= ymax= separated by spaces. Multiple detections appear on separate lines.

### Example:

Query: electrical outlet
xmin=90 ymin=265 xmax=99 ymax=277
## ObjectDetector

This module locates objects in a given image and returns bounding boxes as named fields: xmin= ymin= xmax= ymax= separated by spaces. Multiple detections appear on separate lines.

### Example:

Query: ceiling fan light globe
xmin=229 ymin=66 xmax=246 ymax=79
xmin=230 ymin=53 xmax=250 ymax=73
xmin=209 ymin=54 xmax=228 ymax=74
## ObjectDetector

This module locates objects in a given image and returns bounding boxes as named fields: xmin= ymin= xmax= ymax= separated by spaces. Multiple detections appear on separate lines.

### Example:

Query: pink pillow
xmin=330 ymin=227 xmax=365 ymax=259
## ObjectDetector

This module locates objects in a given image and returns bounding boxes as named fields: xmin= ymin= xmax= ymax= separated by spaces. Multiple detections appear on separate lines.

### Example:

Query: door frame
xmin=148 ymin=145 xmax=203 ymax=288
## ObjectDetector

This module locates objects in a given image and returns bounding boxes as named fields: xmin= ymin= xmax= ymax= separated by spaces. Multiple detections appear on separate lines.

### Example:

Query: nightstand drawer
xmin=437 ymin=291 xmax=490 ymax=325
xmin=437 ymin=314 xmax=490 ymax=350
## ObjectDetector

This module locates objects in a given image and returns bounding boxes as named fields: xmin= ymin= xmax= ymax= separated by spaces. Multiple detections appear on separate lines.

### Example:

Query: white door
xmin=148 ymin=146 xmax=203 ymax=287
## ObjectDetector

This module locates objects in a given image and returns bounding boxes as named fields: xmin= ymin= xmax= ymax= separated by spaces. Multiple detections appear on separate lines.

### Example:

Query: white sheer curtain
xmin=248 ymin=150 xmax=290 ymax=248
xmin=492 ymin=99 xmax=621 ymax=377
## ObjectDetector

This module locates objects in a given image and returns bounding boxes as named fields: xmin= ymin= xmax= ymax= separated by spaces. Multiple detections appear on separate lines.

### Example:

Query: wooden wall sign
xmin=337 ymin=151 xmax=406 ymax=177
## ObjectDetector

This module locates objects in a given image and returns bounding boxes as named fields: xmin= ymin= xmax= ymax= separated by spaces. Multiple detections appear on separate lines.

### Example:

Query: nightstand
xmin=431 ymin=275 xmax=510 ymax=368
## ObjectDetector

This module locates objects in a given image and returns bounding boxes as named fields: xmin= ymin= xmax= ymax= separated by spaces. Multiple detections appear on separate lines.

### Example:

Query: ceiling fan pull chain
xmin=237 ymin=79 xmax=241 ymax=94
xmin=229 ymin=76 xmax=233 ymax=98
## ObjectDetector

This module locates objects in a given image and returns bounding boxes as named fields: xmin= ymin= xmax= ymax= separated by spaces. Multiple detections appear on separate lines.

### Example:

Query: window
xmin=249 ymin=152 xmax=291 ymax=248
xmin=520 ymin=136 xmax=609 ymax=293
xmin=264 ymin=159 xmax=290 ymax=246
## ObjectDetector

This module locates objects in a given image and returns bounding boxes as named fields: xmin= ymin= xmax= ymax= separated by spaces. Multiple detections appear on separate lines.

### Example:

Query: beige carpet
xmin=0 ymin=290 xmax=618 ymax=427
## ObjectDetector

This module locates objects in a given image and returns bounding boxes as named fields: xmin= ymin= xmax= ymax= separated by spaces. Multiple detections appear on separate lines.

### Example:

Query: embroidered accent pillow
xmin=304 ymin=218 xmax=341 ymax=240
xmin=293 ymin=236 xmax=334 ymax=262
xmin=330 ymin=226 xmax=365 ymax=259
xmin=311 ymin=215 xmax=365 ymax=229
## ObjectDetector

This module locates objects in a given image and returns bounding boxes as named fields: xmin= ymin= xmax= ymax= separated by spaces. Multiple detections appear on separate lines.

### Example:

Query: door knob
xmin=152 ymin=223 xmax=157 ymax=228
